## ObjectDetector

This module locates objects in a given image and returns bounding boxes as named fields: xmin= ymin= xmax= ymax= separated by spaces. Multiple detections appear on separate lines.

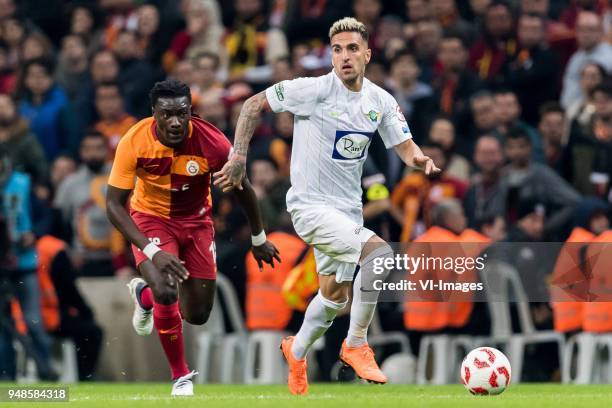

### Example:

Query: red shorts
xmin=130 ymin=210 xmax=217 ymax=280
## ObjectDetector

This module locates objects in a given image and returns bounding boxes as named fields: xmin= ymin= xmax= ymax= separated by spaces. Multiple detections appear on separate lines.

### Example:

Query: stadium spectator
xmin=469 ymin=1 xmax=516 ymax=83
xmin=164 ymin=0 xmax=226 ymax=75
xmin=468 ymin=90 xmax=500 ymax=141
xmin=406 ymin=0 xmax=433 ymax=22
xmin=387 ymin=49 xmax=434 ymax=144
xmin=582 ymin=82 xmax=612 ymax=201
xmin=225 ymin=0 xmax=288 ymax=80
xmin=493 ymin=89 xmax=546 ymax=162
xmin=428 ymin=117 xmax=471 ymax=181
xmin=68 ymin=5 xmax=103 ymax=53
xmin=0 ymin=45 xmax=16 ymax=94
xmin=93 ymin=82 xmax=137 ymax=158
xmin=0 ymin=94 xmax=48 ymax=187
xmin=191 ymin=52 xmax=223 ymax=97
xmin=502 ymin=126 xmax=581 ymax=239
xmin=431 ymin=0 xmax=477 ymax=45
xmin=112 ymin=29 xmax=157 ymax=119
xmin=0 ymin=18 xmax=25 ymax=72
xmin=249 ymin=157 xmax=291 ymax=231
xmin=412 ymin=19 xmax=443 ymax=83
xmin=195 ymin=88 xmax=229 ymax=134
xmin=135 ymin=4 xmax=167 ymax=67
xmin=20 ymin=31 xmax=54 ymax=62
xmin=464 ymin=135 xmax=506 ymax=226
xmin=475 ymin=213 xmax=507 ymax=241
xmin=74 ymin=50 xmax=121 ymax=135
xmin=17 ymin=58 xmax=79 ymax=161
xmin=391 ymin=141 xmax=468 ymax=241
xmin=434 ymin=34 xmax=483 ymax=145
xmin=353 ymin=0 xmax=384 ymax=55
xmin=53 ymin=131 xmax=130 ymax=277
xmin=567 ymin=62 xmax=607 ymax=127
xmin=50 ymin=154 xmax=76 ymax=194
xmin=561 ymin=11 xmax=612 ymax=109
xmin=505 ymin=13 xmax=560 ymax=126
xmin=538 ymin=102 xmax=568 ymax=173
xmin=55 ymin=34 xmax=90 ymax=101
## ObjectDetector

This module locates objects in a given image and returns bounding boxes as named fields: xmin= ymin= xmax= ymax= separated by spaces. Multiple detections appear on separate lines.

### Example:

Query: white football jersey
xmin=265 ymin=71 xmax=411 ymax=210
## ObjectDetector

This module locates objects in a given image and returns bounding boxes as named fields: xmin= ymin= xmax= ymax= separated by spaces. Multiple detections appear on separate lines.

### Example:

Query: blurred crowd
xmin=0 ymin=0 xmax=611 ymax=382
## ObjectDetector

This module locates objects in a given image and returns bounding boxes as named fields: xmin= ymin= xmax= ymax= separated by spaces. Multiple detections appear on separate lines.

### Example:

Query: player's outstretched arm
xmin=394 ymin=139 xmax=441 ymax=175
xmin=213 ymin=91 xmax=270 ymax=192
xmin=231 ymin=177 xmax=281 ymax=269
xmin=106 ymin=185 xmax=189 ymax=282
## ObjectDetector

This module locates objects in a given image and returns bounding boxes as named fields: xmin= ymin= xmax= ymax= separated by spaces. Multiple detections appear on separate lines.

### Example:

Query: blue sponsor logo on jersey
xmin=332 ymin=130 xmax=374 ymax=160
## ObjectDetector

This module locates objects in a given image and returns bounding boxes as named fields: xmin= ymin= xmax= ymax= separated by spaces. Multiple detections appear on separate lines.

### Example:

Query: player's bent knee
xmin=183 ymin=309 xmax=211 ymax=326
xmin=150 ymin=285 xmax=179 ymax=305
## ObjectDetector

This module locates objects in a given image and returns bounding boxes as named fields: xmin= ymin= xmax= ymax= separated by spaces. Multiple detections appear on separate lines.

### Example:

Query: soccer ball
xmin=460 ymin=347 xmax=511 ymax=395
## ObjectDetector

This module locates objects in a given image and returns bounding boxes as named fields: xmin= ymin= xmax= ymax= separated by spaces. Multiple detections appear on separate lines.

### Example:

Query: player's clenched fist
xmin=151 ymin=251 xmax=190 ymax=283
xmin=252 ymin=240 xmax=282 ymax=270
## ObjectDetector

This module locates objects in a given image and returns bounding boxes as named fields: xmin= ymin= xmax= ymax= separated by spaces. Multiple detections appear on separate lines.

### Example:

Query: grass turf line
xmin=1 ymin=383 xmax=611 ymax=408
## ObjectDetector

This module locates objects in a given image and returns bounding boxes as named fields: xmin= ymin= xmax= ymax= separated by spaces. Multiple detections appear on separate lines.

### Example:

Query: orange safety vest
xmin=36 ymin=236 xmax=63 ymax=332
xmin=583 ymin=230 xmax=612 ymax=333
xmin=10 ymin=235 xmax=63 ymax=334
xmin=551 ymin=227 xmax=594 ymax=333
xmin=282 ymin=248 xmax=318 ymax=311
xmin=403 ymin=227 xmax=490 ymax=331
xmin=245 ymin=232 xmax=307 ymax=330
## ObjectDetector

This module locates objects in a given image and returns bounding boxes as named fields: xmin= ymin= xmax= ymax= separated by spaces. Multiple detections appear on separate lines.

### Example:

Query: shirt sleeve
xmin=264 ymin=77 xmax=319 ymax=116
xmin=108 ymin=135 xmax=137 ymax=189
xmin=378 ymin=92 xmax=412 ymax=149
xmin=208 ymin=132 xmax=233 ymax=172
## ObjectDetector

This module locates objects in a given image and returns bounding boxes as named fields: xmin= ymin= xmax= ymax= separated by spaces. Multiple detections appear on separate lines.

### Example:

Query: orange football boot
xmin=280 ymin=336 xmax=308 ymax=395
xmin=339 ymin=340 xmax=387 ymax=384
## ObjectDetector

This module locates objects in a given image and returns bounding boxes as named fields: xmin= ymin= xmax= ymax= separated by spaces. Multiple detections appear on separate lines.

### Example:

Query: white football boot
xmin=126 ymin=277 xmax=153 ymax=336
xmin=171 ymin=370 xmax=198 ymax=396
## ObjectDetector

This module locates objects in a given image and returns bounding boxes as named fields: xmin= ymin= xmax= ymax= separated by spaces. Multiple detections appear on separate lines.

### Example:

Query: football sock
xmin=346 ymin=245 xmax=394 ymax=347
xmin=153 ymin=301 xmax=189 ymax=380
xmin=138 ymin=285 xmax=154 ymax=310
xmin=292 ymin=291 xmax=347 ymax=360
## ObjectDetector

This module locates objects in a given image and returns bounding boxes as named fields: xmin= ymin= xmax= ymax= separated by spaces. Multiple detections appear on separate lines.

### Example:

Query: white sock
xmin=346 ymin=245 xmax=394 ymax=347
xmin=292 ymin=291 xmax=347 ymax=360
xmin=346 ymin=270 xmax=377 ymax=347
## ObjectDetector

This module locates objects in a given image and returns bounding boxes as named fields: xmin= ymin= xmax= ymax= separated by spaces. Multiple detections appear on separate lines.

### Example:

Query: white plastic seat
xmin=563 ymin=333 xmax=612 ymax=384
xmin=244 ymin=330 xmax=288 ymax=384
xmin=477 ymin=260 xmax=564 ymax=383
xmin=195 ymin=273 xmax=246 ymax=384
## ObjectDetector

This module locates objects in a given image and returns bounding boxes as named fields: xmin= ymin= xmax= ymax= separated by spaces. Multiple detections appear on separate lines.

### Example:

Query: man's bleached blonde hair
xmin=328 ymin=17 xmax=369 ymax=42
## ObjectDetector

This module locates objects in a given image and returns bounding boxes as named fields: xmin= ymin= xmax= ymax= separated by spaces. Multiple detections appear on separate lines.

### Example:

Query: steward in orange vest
xmin=403 ymin=199 xmax=491 ymax=333
xmin=583 ymin=230 xmax=612 ymax=332
xmin=245 ymin=232 xmax=307 ymax=330
xmin=551 ymin=227 xmax=594 ymax=333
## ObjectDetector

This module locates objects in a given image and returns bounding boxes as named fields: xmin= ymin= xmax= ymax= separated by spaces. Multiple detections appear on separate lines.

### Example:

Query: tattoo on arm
xmin=233 ymin=91 xmax=267 ymax=156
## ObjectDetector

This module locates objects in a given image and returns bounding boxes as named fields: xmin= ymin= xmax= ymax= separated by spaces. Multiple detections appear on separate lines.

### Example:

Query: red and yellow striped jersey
xmin=108 ymin=116 xmax=232 ymax=219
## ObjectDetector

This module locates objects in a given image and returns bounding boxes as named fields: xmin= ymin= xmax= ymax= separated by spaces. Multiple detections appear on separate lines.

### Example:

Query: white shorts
xmin=289 ymin=205 xmax=375 ymax=282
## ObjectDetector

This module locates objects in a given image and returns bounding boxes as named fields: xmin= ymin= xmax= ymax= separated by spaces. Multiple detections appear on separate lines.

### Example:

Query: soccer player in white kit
xmin=214 ymin=17 xmax=439 ymax=395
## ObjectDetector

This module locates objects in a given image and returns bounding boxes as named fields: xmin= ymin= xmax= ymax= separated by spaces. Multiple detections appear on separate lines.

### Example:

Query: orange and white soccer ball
xmin=460 ymin=347 xmax=511 ymax=395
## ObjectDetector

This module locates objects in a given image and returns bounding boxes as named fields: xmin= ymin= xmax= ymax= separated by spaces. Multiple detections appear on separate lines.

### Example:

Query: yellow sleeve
xmin=108 ymin=134 xmax=137 ymax=189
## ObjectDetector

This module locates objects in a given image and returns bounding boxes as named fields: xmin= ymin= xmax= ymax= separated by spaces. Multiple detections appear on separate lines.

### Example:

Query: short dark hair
xmin=23 ymin=57 xmax=54 ymax=77
xmin=440 ymin=31 xmax=468 ymax=49
xmin=149 ymin=79 xmax=191 ymax=107
xmin=82 ymin=129 xmax=107 ymax=142
xmin=95 ymin=81 xmax=122 ymax=96
xmin=390 ymin=48 xmax=415 ymax=67
xmin=505 ymin=126 xmax=531 ymax=144
xmin=193 ymin=51 xmax=220 ymax=70
xmin=539 ymin=101 xmax=564 ymax=118
xmin=592 ymin=80 xmax=612 ymax=98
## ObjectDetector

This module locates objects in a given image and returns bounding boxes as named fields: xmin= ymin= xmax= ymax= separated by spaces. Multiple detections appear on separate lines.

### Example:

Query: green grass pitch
xmin=2 ymin=383 xmax=612 ymax=408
